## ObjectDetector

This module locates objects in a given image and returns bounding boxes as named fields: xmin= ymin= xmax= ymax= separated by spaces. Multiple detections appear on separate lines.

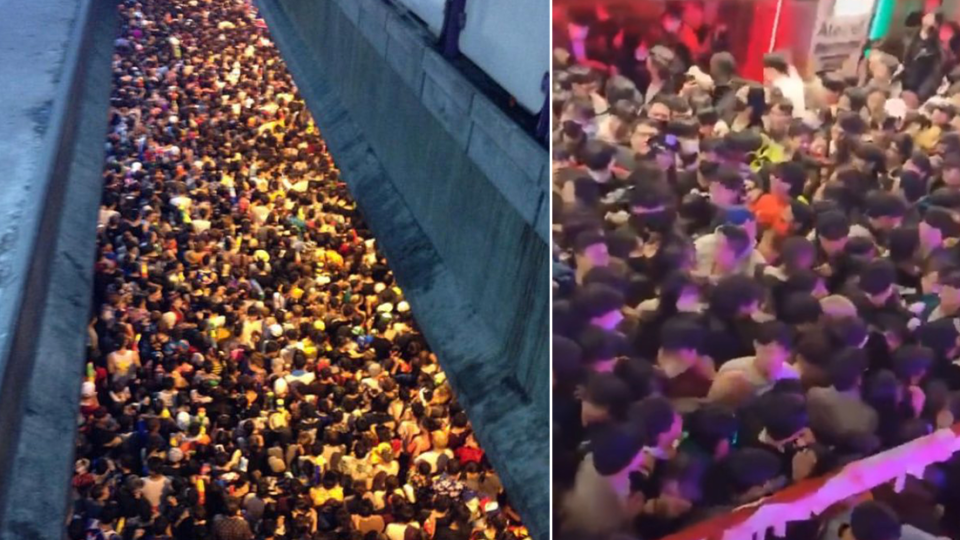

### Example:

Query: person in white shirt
xmin=763 ymin=52 xmax=805 ymax=117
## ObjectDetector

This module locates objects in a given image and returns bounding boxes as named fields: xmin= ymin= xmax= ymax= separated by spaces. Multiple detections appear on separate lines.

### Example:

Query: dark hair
xmin=829 ymin=348 xmax=868 ymax=392
xmin=628 ymin=395 xmax=677 ymax=446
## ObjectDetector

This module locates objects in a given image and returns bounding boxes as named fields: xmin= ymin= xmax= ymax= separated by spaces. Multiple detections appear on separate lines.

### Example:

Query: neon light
xmin=870 ymin=0 xmax=897 ymax=40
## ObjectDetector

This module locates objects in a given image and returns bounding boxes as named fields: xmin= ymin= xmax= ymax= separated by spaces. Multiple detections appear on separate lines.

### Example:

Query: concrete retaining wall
xmin=0 ymin=0 xmax=117 ymax=537
xmin=254 ymin=0 xmax=550 ymax=537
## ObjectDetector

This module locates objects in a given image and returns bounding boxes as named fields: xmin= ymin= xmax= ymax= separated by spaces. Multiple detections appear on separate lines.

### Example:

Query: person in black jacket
xmin=902 ymin=12 xmax=945 ymax=102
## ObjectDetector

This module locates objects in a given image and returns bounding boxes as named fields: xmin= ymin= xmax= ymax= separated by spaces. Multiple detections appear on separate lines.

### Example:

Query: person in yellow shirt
xmin=309 ymin=473 xmax=344 ymax=507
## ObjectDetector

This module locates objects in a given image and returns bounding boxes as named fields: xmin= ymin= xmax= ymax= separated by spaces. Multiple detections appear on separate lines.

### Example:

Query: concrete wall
xmin=254 ymin=0 xmax=550 ymax=537
xmin=0 ymin=0 xmax=116 ymax=537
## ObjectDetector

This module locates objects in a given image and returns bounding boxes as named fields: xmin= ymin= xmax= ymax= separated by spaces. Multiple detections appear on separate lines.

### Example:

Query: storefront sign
xmin=809 ymin=0 xmax=877 ymax=73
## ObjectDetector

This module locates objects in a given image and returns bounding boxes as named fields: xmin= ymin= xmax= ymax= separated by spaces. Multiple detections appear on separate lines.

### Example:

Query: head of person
xmin=829 ymin=347 xmax=868 ymax=392
xmin=865 ymin=85 xmax=889 ymax=114
xmin=629 ymin=395 xmax=683 ymax=451
xmin=760 ymin=391 xmax=810 ymax=444
xmin=933 ymin=103 xmax=957 ymax=128
xmin=720 ymin=448 xmax=784 ymax=505
xmin=815 ymin=210 xmax=850 ymax=254
xmin=630 ymin=118 xmax=661 ymax=155
xmin=753 ymin=321 xmax=792 ymax=379
xmin=762 ymin=53 xmax=790 ymax=85
xmin=553 ymin=335 xmax=584 ymax=395
xmin=864 ymin=191 xmax=906 ymax=231
xmin=575 ymin=283 xmax=625 ymax=330
xmin=647 ymin=99 xmax=672 ymax=125
xmin=920 ymin=206 xmax=957 ymax=249
xmin=578 ymin=325 xmax=623 ymax=373
xmin=580 ymin=372 xmax=631 ymax=426
xmin=629 ymin=180 xmax=677 ymax=235
xmin=580 ymin=140 xmax=617 ymax=177
xmin=923 ymin=10 xmax=944 ymax=33
xmin=710 ymin=275 xmax=764 ymax=319
xmin=859 ymin=259 xmax=897 ymax=306
xmin=698 ymin=57 xmax=731 ymax=94
xmin=892 ymin=345 xmax=934 ymax=386
xmin=660 ymin=9 xmax=682 ymax=35
xmin=659 ymin=317 xmax=705 ymax=366
xmin=942 ymin=155 xmax=960 ymax=188
xmin=767 ymin=99 xmax=794 ymax=133
xmin=591 ymin=424 xmax=646 ymax=479
xmin=841 ymin=501 xmax=902 ymax=540
xmin=771 ymin=161 xmax=806 ymax=199
xmin=714 ymin=224 xmax=752 ymax=273
xmin=905 ymin=150 xmax=934 ymax=181
xmin=710 ymin=166 xmax=744 ymax=206
xmin=685 ymin=405 xmax=738 ymax=459
xmin=568 ymin=66 xmax=600 ymax=100
xmin=574 ymin=230 xmax=610 ymax=269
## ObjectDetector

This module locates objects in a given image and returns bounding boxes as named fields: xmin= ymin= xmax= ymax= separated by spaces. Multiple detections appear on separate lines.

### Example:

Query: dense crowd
xmin=553 ymin=5 xmax=960 ymax=540
xmin=68 ymin=1 xmax=525 ymax=540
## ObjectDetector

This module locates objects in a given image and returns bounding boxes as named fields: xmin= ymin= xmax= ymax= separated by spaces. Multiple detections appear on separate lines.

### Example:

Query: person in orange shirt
xmin=751 ymin=161 xmax=807 ymax=237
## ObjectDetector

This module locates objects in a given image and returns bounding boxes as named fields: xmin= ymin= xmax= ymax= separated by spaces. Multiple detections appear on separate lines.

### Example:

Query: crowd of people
xmin=68 ymin=1 xmax=526 ymax=539
xmin=553 ymin=5 xmax=960 ymax=540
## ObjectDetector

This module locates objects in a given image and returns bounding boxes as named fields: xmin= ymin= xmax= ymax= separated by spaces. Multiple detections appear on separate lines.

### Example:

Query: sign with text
xmin=809 ymin=0 xmax=877 ymax=73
